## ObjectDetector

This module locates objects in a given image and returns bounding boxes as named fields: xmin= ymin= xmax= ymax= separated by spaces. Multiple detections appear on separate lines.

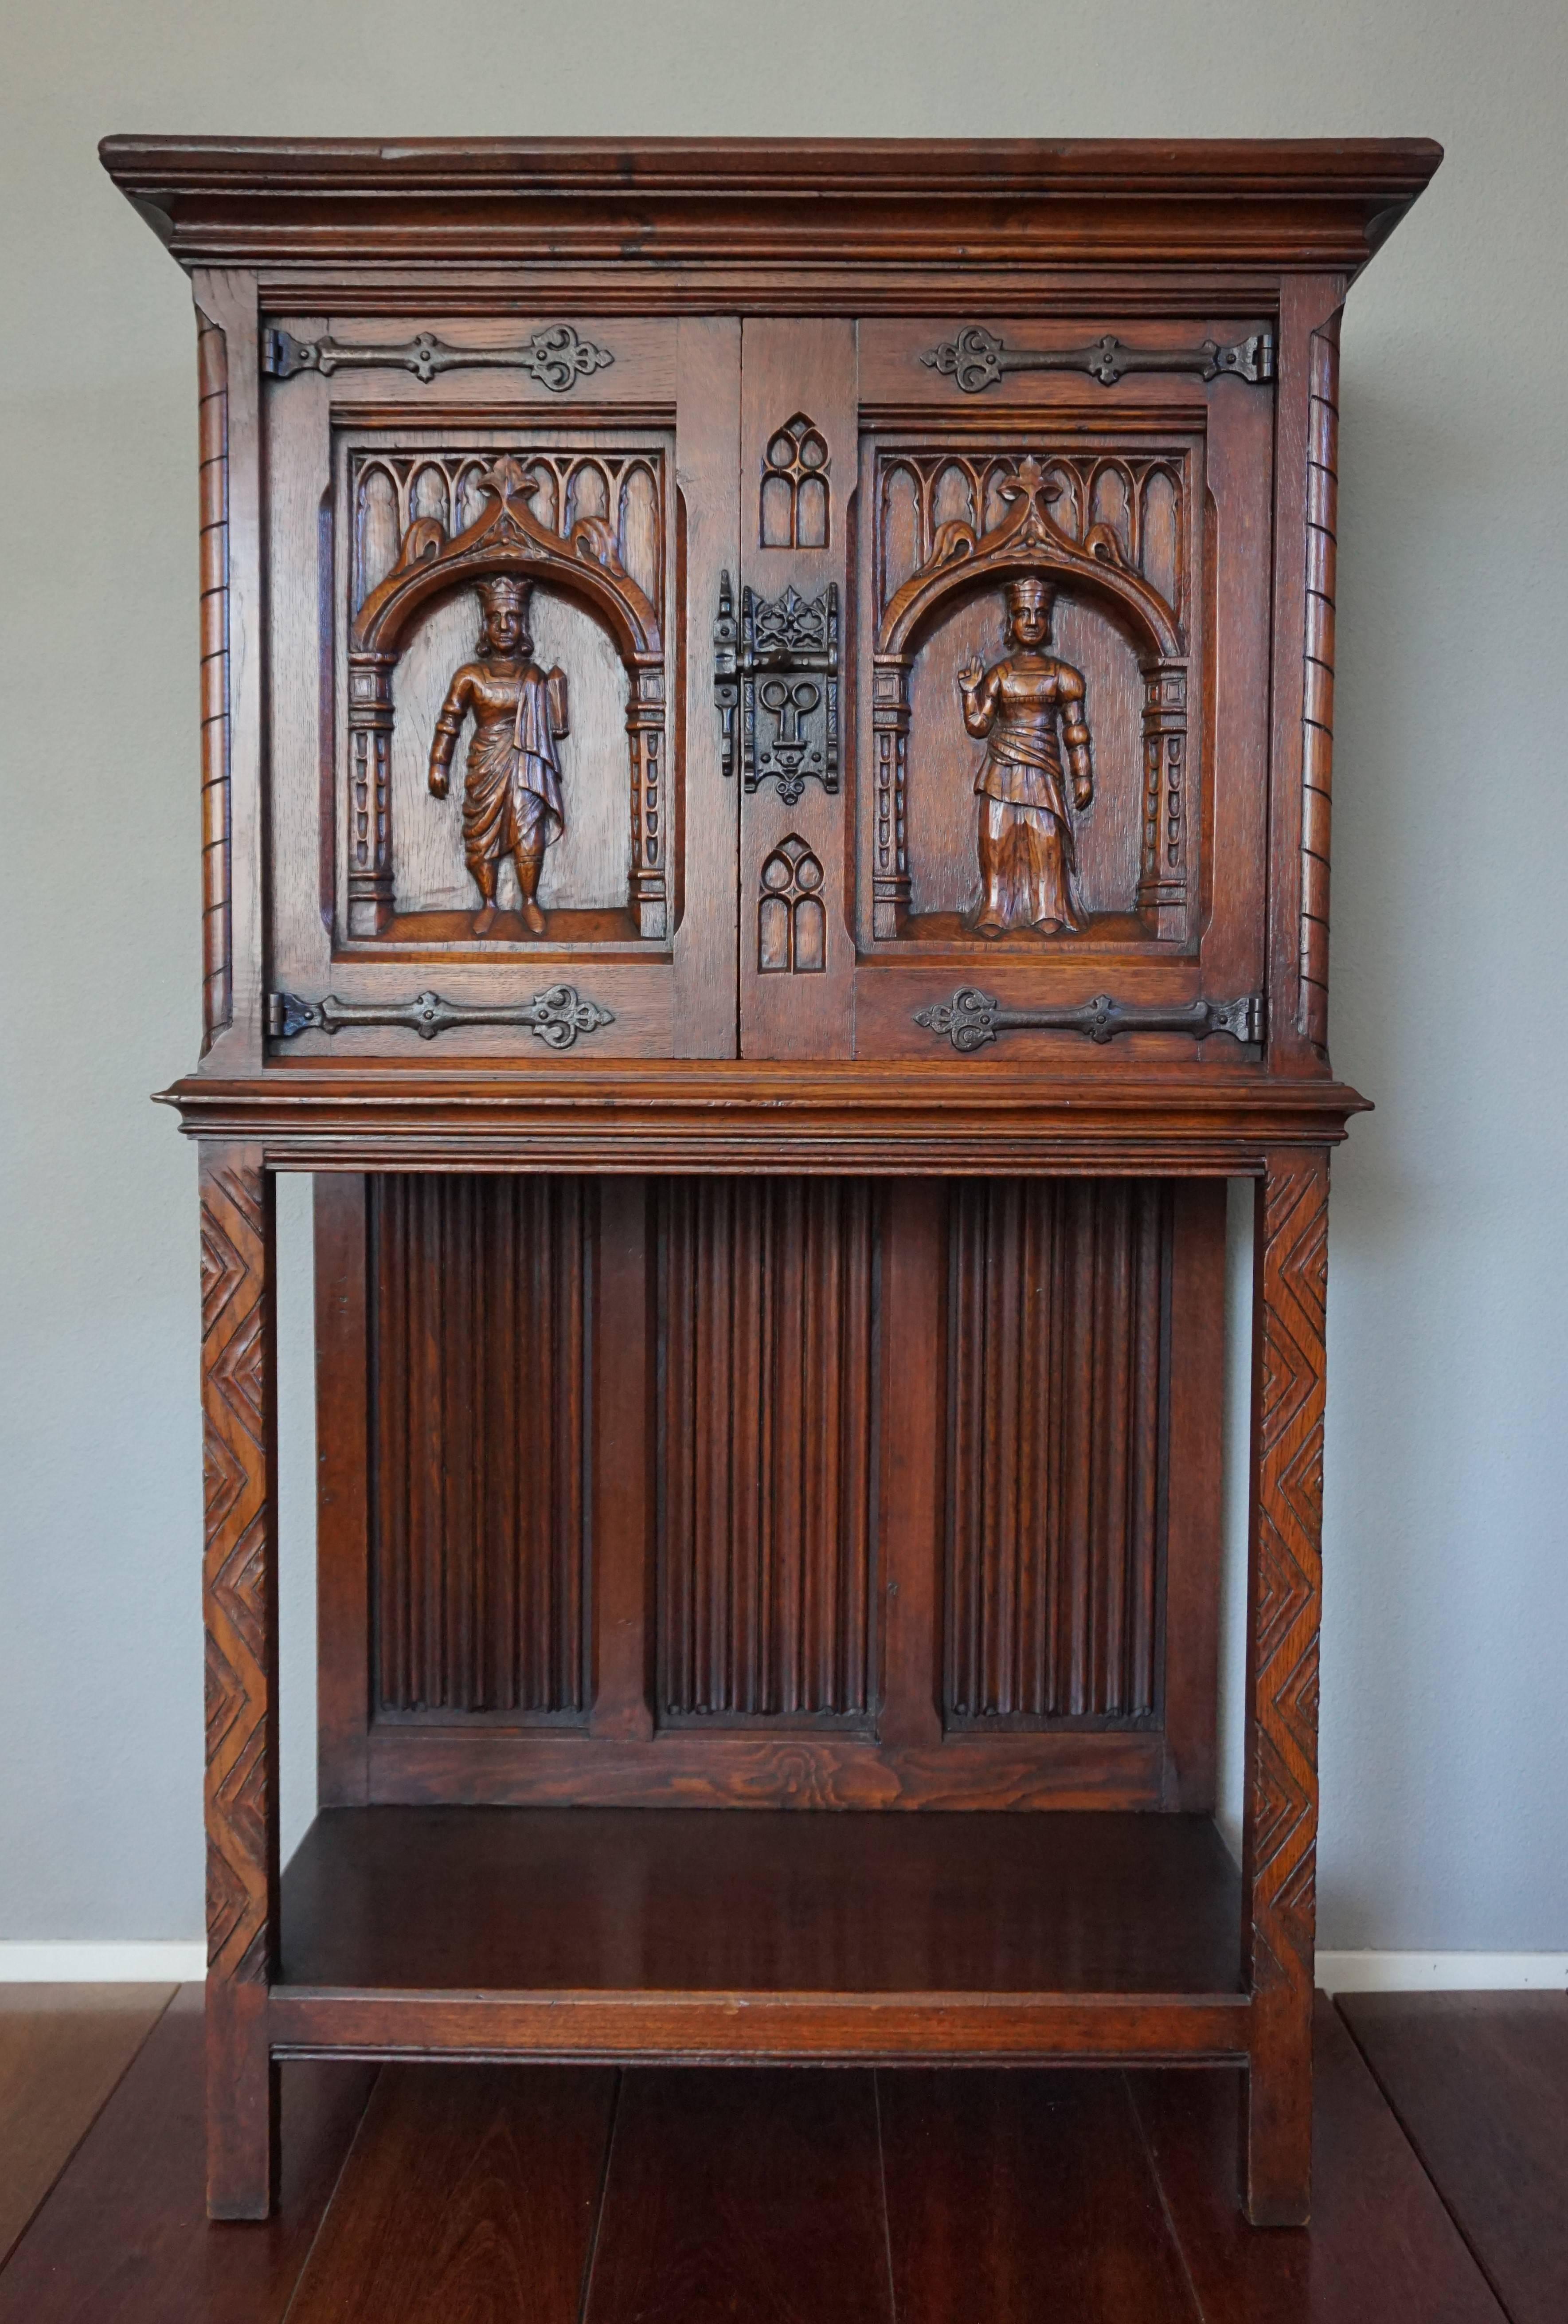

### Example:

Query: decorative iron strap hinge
xmin=267 ymin=985 xmax=614 ymax=1049
xmin=921 ymin=325 xmax=1274 ymax=394
xmin=713 ymin=572 xmax=840 ymax=804
xmin=261 ymin=323 xmax=615 ymax=391
xmin=915 ymin=988 xmax=1264 ymax=1052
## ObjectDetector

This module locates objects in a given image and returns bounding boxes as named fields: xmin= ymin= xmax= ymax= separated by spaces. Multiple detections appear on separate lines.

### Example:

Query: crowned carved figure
xmin=428 ymin=577 xmax=570 ymax=937
xmin=958 ymin=576 xmax=1094 ymax=937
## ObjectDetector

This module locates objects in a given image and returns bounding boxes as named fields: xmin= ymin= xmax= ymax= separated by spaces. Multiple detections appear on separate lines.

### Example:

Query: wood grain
xmin=1338 ymin=1991 xmax=1568 ymax=2324
xmin=284 ymin=2064 xmax=616 ymax=2324
xmin=945 ymin=1178 xmax=1167 ymax=1726
xmin=1129 ymin=1993 xmax=1507 ymax=2323
xmin=368 ymin=1174 xmax=592 ymax=1720
xmin=657 ymin=1177 xmax=876 ymax=1722
xmin=584 ymin=2070 xmax=891 ymax=2324
xmin=199 ymin=1143 xmax=279 ymax=2215
xmin=1240 ymin=1148 xmax=1329 ymax=2222
xmin=0 ymin=1986 xmax=172 ymax=2267
xmin=880 ymin=2068 xmax=1197 ymax=2323
xmin=278 ymin=1806 xmax=1243 ymax=2003
xmin=102 ymin=135 xmax=1444 ymax=2213
xmin=0 ymin=1987 xmax=371 ymax=2324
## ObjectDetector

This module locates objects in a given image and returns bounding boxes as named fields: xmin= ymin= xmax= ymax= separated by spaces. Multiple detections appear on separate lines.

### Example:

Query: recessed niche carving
xmin=869 ymin=447 xmax=1196 ymax=944
xmin=758 ymin=835 xmax=827 ymax=974
xmin=760 ymin=412 xmax=831 ymax=549
xmin=344 ymin=445 xmax=668 ymax=941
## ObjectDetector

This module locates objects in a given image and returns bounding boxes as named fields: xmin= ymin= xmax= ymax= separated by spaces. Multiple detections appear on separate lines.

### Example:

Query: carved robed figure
xmin=428 ymin=577 xmax=570 ymax=937
xmin=958 ymin=576 xmax=1094 ymax=937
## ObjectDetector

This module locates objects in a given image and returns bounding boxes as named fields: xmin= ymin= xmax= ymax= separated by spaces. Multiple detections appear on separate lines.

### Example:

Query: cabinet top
xmin=100 ymin=135 xmax=1441 ymax=277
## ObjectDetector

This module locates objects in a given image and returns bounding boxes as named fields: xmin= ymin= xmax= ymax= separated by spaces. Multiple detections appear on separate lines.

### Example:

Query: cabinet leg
xmin=206 ymin=1979 xmax=279 ymax=2218
xmin=1239 ymin=1151 xmax=1328 ymax=2227
xmin=199 ymin=1145 xmax=280 ymax=2219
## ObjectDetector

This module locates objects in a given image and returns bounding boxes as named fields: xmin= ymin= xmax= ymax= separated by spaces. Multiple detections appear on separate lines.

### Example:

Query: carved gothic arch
xmin=345 ymin=454 xmax=668 ymax=941
xmin=869 ymin=455 xmax=1190 ymax=943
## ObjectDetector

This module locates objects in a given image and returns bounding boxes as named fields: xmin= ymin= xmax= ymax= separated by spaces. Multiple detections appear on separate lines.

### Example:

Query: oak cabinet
xmin=101 ymin=133 xmax=1440 ymax=2229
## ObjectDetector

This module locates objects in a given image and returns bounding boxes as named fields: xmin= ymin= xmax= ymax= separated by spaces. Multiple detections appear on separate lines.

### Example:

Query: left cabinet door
xmin=263 ymin=312 xmax=741 ymax=1062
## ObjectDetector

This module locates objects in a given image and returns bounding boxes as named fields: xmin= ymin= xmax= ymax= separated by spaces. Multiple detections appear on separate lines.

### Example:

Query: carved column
xmin=196 ymin=308 xmax=232 ymax=1051
xmin=199 ymin=1144 xmax=279 ymax=2218
xmin=871 ymin=660 xmax=911 ymax=938
xmin=1136 ymin=661 xmax=1189 ymax=939
xmin=346 ymin=651 xmax=396 ymax=935
xmin=1241 ymin=1148 xmax=1328 ymax=2225
xmin=627 ymin=666 xmax=667 ymax=940
xmin=1298 ymin=315 xmax=1341 ymax=1055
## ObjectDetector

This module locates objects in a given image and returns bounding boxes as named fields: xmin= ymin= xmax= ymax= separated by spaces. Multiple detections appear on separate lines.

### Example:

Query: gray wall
xmin=2 ymin=0 xmax=1564 ymax=1948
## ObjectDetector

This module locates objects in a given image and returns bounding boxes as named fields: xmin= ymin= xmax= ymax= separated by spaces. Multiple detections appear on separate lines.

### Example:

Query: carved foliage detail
xmin=352 ymin=448 xmax=664 ymax=619
xmin=877 ymin=447 xmax=1187 ymax=643
xmin=1246 ymin=1156 xmax=1329 ymax=1999
xmin=760 ymin=412 xmax=831 ymax=548
xmin=201 ymin=1156 xmax=272 ymax=1983
xmin=758 ymin=835 xmax=826 ymax=974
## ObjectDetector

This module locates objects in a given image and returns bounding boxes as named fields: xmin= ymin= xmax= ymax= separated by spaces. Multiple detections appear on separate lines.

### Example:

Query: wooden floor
xmin=0 ymin=1983 xmax=1560 ymax=2320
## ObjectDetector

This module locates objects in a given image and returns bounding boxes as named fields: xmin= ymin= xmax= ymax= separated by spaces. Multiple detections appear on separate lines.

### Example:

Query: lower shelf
xmin=270 ymin=1807 xmax=1252 ymax=2066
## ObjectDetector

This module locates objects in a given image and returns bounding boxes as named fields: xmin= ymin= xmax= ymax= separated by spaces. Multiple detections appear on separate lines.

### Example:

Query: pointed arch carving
xmin=877 ymin=454 xmax=1181 ymax=662
xmin=344 ymin=452 xmax=668 ymax=940
xmin=871 ymin=453 xmax=1191 ymax=942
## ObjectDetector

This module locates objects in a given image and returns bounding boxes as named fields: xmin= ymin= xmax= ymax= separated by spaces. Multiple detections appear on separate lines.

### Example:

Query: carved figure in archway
xmin=958 ymin=576 xmax=1094 ymax=937
xmin=428 ymin=578 xmax=569 ymax=937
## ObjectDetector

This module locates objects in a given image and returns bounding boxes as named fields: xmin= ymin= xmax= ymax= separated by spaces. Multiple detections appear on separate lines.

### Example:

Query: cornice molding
xmin=99 ymin=136 xmax=1442 ymax=277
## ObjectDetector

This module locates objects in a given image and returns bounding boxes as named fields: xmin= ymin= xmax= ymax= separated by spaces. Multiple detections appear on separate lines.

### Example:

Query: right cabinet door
xmin=850 ymin=313 xmax=1276 ymax=1064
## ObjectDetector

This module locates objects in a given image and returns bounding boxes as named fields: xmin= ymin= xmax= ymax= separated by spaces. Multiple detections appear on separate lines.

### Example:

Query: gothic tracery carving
xmin=760 ymin=412 xmax=830 ymax=548
xmin=758 ymin=835 xmax=826 ymax=974
xmin=344 ymin=447 xmax=667 ymax=941
xmin=871 ymin=449 xmax=1192 ymax=941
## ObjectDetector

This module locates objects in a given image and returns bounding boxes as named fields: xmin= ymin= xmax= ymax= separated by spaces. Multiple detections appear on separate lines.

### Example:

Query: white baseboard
xmin=1316 ymin=1951 xmax=1568 ymax=1994
xmin=0 ymin=1942 xmax=1563 ymax=1991
xmin=0 ymin=1942 xmax=207 ymax=1983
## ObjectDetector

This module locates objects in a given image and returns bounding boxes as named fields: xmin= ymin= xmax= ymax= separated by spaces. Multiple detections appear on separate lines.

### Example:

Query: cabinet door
xmin=265 ymin=314 xmax=740 ymax=1062
xmin=849 ymin=315 xmax=1275 ymax=1064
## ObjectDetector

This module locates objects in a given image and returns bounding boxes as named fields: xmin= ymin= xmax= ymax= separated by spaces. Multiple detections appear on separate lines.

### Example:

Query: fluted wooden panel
xmin=369 ymin=1176 xmax=591 ymax=1720
xmin=656 ymin=1179 xmax=877 ymax=1724
xmin=946 ymin=1180 xmax=1169 ymax=1726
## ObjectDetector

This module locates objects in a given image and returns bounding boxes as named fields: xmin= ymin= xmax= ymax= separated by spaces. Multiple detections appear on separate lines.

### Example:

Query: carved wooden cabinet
xmin=101 ymin=135 xmax=1440 ymax=2227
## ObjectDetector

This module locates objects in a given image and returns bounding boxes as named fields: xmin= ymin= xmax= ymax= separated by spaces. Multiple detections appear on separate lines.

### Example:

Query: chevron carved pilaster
xmin=1241 ymin=1148 xmax=1328 ymax=2222
xmin=200 ymin=1148 xmax=276 ymax=1987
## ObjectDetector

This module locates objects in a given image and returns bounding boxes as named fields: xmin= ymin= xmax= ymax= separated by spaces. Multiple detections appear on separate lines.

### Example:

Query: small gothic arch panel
xmin=758 ymin=835 xmax=826 ymax=973
xmin=760 ymin=413 xmax=831 ymax=550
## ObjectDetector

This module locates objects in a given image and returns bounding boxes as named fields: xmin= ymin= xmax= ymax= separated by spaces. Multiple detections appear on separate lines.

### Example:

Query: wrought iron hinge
xmin=261 ymin=323 xmax=615 ymax=391
xmin=915 ymin=989 xmax=1264 ymax=1052
xmin=921 ymin=325 xmax=1275 ymax=394
xmin=267 ymin=985 xmax=614 ymax=1049
xmin=713 ymin=572 xmax=841 ymax=804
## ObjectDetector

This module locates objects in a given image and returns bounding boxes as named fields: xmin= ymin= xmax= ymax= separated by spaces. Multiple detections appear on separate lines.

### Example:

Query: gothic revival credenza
xmin=101 ymin=134 xmax=1439 ymax=2226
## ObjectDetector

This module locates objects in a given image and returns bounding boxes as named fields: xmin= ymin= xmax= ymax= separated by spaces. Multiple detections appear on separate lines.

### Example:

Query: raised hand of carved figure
xmin=957 ymin=656 xmax=985 ymax=693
